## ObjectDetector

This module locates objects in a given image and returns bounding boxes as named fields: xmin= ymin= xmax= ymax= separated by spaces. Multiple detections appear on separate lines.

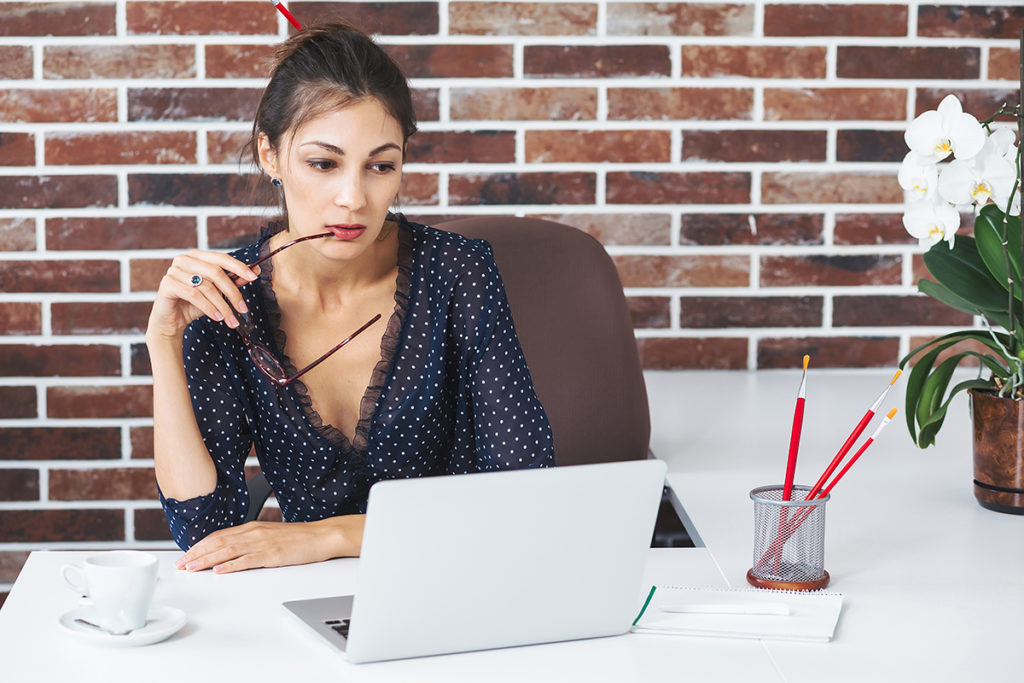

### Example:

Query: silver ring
xmin=189 ymin=274 xmax=203 ymax=287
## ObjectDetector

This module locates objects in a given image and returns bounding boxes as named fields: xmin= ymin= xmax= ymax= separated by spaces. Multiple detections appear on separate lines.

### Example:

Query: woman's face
xmin=259 ymin=97 xmax=404 ymax=260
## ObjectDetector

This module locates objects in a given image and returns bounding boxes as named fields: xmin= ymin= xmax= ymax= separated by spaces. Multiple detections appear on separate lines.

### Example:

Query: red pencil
xmin=819 ymin=408 xmax=897 ymax=498
xmin=269 ymin=0 xmax=303 ymax=30
xmin=782 ymin=355 xmax=809 ymax=502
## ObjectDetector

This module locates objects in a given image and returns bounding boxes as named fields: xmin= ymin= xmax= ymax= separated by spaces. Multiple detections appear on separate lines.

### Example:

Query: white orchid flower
xmin=905 ymin=94 xmax=986 ymax=163
xmin=937 ymin=130 xmax=1018 ymax=211
xmin=897 ymin=152 xmax=939 ymax=202
xmin=903 ymin=199 xmax=961 ymax=248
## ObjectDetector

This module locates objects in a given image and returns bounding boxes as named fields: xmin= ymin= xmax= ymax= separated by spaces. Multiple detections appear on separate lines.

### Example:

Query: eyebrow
xmin=300 ymin=141 xmax=402 ymax=156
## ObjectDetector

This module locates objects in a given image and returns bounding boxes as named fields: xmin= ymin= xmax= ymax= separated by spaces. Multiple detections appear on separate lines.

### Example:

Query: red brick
xmin=133 ymin=508 xmax=173 ymax=541
xmin=449 ymin=172 xmax=595 ymax=205
xmin=0 ymin=469 xmax=39 ymax=501
xmin=915 ymin=88 xmax=1019 ymax=117
xmin=0 ymin=217 xmax=35 ymax=251
xmin=207 ymin=130 xmax=254 ymax=165
xmin=0 ymin=2 xmax=116 ymax=36
xmin=52 ymin=302 xmax=153 ymax=335
xmin=127 ymin=1 xmax=274 ymax=34
xmin=399 ymin=172 xmax=439 ymax=206
xmin=0 ymin=175 xmax=117 ymax=209
xmin=0 ymin=345 xmax=121 ymax=377
xmin=679 ymin=213 xmax=824 ymax=246
xmin=413 ymin=88 xmax=440 ymax=122
xmin=762 ymin=172 xmax=902 ymax=205
xmin=44 ymin=44 xmax=195 ymax=79
xmin=451 ymin=87 xmax=597 ymax=120
xmin=0 ymin=302 xmax=41 ymax=335
xmin=386 ymin=45 xmax=513 ymax=78
xmin=681 ymin=296 xmax=822 ymax=328
xmin=291 ymin=2 xmax=439 ymax=35
xmin=681 ymin=45 xmax=825 ymax=78
xmin=628 ymin=297 xmax=671 ymax=328
xmin=50 ymin=467 xmax=156 ymax=501
xmin=530 ymin=213 xmax=671 ymax=246
xmin=0 ymin=551 xmax=31 ymax=583
xmin=451 ymin=2 xmax=596 ymax=35
xmin=130 ymin=426 xmax=154 ymax=460
xmin=607 ymin=171 xmax=750 ymax=205
xmin=130 ymin=258 xmax=172 ymax=292
xmin=608 ymin=87 xmax=753 ymax=121
xmin=208 ymin=216 xmax=263 ymax=249
xmin=760 ymin=255 xmax=902 ymax=287
xmin=637 ymin=337 xmax=748 ymax=370
xmin=131 ymin=342 xmax=152 ymax=376
xmin=838 ymin=46 xmax=978 ymax=80
xmin=0 ymin=386 xmax=36 ymax=419
xmin=205 ymin=44 xmax=275 ymax=79
xmin=47 ymin=385 xmax=153 ymax=419
xmin=836 ymin=130 xmax=906 ymax=163
xmin=408 ymin=131 xmax=516 ymax=163
xmin=46 ymin=216 xmax=198 ymax=251
xmin=834 ymin=214 xmax=915 ymax=246
xmin=833 ymin=295 xmax=972 ymax=327
xmin=682 ymin=130 xmax=825 ymax=162
xmin=0 ymin=45 xmax=32 ymax=78
xmin=765 ymin=88 xmax=906 ymax=121
xmin=0 ymin=132 xmax=33 ymax=165
xmin=525 ymin=45 xmax=670 ymax=78
xmin=0 ymin=427 xmax=121 ymax=460
xmin=607 ymin=2 xmax=753 ymax=36
xmin=990 ymin=48 xmax=1020 ymax=81
xmin=128 ymin=87 xmax=262 ymax=122
xmin=765 ymin=4 xmax=908 ymax=36
xmin=46 ymin=131 xmax=197 ymax=165
xmin=0 ymin=509 xmax=123 ymax=542
xmin=758 ymin=336 xmax=899 ymax=368
xmin=0 ymin=259 xmax=120 ymax=293
xmin=0 ymin=88 xmax=117 ymax=122
xmin=918 ymin=5 xmax=1024 ymax=39
xmin=613 ymin=255 xmax=749 ymax=287
xmin=128 ymin=173 xmax=271 ymax=207
xmin=525 ymin=130 xmax=670 ymax=163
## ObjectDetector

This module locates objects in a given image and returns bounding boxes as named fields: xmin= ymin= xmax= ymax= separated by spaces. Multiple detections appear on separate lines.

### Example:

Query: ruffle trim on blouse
xmin=254 ymin=217 xmax=412 ymax=457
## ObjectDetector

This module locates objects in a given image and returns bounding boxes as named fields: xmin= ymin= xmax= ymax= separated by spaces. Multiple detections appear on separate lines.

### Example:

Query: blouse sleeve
xmin=159 ymin=319 xmax=253 ymax=551
xmin=451 ymin=241 xmax=555 ymax=471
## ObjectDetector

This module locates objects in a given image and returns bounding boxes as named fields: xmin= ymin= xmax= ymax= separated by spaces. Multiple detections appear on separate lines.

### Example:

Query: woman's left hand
xmin=175 ymin=515 xmax=366 ymax=574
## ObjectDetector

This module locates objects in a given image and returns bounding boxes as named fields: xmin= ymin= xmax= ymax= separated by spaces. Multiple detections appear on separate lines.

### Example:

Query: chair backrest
xmin=439 ymin=216 xmax=650 ymax=466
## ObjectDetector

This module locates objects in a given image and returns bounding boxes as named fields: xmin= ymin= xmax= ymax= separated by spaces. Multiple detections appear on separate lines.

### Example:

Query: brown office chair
xmin=245 ymin=217 xmax=692 ymax=545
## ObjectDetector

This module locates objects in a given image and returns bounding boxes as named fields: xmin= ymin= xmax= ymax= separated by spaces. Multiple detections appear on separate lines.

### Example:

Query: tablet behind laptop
xmin=284 ymin=459 xmax=667 ymax=663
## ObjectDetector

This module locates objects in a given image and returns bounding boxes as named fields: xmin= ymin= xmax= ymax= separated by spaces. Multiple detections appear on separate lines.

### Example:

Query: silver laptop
xmin=283 ymin=459 xmax=667 ymax=663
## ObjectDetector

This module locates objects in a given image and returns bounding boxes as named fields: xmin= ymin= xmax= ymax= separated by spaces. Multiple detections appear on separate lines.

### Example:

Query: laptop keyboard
xmin=324 ymin=618 xmax=351 ymax=639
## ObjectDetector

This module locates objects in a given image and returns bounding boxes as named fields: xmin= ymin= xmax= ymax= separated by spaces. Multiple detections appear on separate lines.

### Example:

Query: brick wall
xmin=0 ymin=1 xmax=1021 ymax=597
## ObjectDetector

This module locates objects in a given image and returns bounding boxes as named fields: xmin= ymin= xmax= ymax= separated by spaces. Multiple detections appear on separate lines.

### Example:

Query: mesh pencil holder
xmin=747 ymin=485 xmax=830 ymax=591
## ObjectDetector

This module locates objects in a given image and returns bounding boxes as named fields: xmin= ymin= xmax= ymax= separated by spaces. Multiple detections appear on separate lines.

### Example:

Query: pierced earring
xmin=271 ymin=178 xmax=282 ymax=188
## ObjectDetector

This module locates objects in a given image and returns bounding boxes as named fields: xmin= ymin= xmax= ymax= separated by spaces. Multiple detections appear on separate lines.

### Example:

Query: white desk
xmin=1 ymin=371 xmax=1022 ymax=682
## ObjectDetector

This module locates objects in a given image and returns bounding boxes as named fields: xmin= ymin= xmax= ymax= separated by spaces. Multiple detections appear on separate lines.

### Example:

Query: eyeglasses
xmin=233 ymin=232 xmax=382 ymax=387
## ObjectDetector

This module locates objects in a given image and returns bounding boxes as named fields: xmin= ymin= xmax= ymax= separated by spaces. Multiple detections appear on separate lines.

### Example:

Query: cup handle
xmin=60 ymin=564 xmax=88 ymax=597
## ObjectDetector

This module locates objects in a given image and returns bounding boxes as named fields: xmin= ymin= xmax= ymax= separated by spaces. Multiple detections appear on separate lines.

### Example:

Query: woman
xmin=147 ymin=22 xmax=554 ymax=574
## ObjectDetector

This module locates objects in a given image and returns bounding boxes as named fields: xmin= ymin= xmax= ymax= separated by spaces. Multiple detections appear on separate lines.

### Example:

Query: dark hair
xmin=248 ymin=21 xmax=417 ymax=171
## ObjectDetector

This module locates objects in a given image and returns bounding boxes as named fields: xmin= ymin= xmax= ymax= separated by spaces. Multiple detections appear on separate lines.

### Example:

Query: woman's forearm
xmin=148 ymin=333 xmax=219 ymax=501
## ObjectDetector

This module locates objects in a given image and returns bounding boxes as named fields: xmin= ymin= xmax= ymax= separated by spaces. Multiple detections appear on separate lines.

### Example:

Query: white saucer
xmin=59 ymin=604 xmax=187 ymax=647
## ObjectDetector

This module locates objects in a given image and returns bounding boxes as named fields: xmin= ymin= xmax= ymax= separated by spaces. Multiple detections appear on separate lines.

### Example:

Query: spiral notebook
xmin=631 ymin=585 xmax=843 ymax=643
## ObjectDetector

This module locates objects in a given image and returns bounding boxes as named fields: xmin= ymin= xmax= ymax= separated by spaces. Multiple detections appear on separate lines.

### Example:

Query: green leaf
xmin=923 ymin=236 xmax=1014 ymax=315
xmin=916 ymin=377 xmax=994 ymax=448
xmin=974 ymin=206 xmax=1022 ymax=301
xmin=900 ymin=329 xmax=1013 ymax=368
xmin=917 ymin=279 xmax=1014 ymax=330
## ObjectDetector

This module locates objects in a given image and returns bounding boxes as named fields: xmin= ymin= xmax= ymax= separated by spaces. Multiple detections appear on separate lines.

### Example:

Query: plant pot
xmin=969 ymin=388 xmax=1024 ymax=514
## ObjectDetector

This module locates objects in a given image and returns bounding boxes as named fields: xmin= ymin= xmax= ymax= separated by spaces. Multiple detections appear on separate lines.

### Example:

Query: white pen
xmin=661 ymin=603 xmax=791 ymax=617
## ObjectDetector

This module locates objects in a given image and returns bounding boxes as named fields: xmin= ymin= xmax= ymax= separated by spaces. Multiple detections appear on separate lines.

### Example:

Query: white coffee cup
xmin=61 ymin=550 xmax=158 ymax=634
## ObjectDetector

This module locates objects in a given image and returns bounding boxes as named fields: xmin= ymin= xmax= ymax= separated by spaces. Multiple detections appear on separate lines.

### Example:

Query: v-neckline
xmin=255 ymin=219 xmax=414 ymax=455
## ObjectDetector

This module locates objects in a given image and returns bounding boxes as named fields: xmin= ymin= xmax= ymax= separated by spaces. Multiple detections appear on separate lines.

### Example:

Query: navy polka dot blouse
xmin=160 ymin=216 xmax=555 ymax=550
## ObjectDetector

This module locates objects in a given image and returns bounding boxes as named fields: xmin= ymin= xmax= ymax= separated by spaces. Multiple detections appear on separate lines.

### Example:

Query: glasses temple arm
xmin=285 ymin=313 xmax=383 ymax=384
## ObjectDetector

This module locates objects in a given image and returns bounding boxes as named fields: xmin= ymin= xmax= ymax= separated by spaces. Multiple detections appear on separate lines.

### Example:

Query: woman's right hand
xmin=147 ymin=249 xmax=261 ymax=342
